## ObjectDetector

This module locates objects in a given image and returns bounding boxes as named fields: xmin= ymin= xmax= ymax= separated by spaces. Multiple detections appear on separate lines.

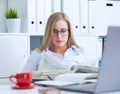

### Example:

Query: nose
xmin=57 ymin=32 xmax=62 ymax=37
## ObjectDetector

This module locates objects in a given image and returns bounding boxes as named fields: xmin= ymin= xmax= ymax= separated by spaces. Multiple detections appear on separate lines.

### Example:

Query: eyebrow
xmin=53 ymin=28 xmax=68 ymax=30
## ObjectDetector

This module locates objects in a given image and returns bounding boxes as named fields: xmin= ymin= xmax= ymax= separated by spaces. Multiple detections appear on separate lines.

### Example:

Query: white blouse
xmin=23 ymin=46 xmax=88 ymax=72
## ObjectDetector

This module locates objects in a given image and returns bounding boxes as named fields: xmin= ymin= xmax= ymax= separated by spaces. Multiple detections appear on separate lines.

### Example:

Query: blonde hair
xmin=37 ymin=12 xmax=79 ymax=51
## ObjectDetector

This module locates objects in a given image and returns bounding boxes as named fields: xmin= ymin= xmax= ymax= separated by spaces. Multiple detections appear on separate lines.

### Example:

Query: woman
xmin=23 ymin=12 xmax=87 ymax=72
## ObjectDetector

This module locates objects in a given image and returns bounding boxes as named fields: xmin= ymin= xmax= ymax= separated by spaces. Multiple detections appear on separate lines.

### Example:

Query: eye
xmin=53 ymin=29 xmax=58 ymax=34
xmin=61 ymin=28 xmax=68 ymax=33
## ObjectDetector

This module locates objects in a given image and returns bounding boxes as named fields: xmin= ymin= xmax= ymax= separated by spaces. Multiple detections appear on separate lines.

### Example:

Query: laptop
xmin=57 ymin=26 xmax=120 ymax=93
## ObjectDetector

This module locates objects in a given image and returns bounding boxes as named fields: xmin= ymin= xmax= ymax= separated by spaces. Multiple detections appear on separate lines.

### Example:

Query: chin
xmin=54 ymin=42 xmax=67 ymax=47
xmin=56 ymin=44 xmax=67 ymax=47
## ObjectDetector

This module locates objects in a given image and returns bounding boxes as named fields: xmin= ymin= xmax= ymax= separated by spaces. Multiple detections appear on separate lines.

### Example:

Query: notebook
xmin=57 ymin=26 xmax=120 ymax=93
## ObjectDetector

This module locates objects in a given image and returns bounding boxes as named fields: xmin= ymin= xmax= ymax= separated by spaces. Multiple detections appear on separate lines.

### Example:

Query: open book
xmin=32 ymin=52 xmax=70 ymax=80
xmin=55 ymin=73 xmax=98 ymax=84
xmin=70 ymin=65 xmax=98 ymax=73
xmin=34 ymin=73 xmax=98 ymax=87
xmin=32 ymin=52 xmax=98 ymax=81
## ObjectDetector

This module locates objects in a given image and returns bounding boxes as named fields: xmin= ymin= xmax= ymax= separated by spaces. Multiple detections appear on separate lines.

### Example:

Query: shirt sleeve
xmin=22 ymin=51 xmax=42 ymax=72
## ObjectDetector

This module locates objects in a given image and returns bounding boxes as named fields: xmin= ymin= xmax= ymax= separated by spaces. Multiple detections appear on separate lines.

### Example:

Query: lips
xmin=56 ymin=40 xmax=62 ymax=43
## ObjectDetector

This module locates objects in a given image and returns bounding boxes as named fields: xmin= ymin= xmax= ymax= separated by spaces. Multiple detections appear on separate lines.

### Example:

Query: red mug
xmin=9 ymin=73 xmax=32 ymax=87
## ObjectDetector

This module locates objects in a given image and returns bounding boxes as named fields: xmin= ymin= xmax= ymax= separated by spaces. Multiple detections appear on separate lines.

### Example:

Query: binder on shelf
xmin=44 ymin=0 xmax=52 ymax=24
xmin=80 ymin=0 xmax=89 ymax=34
xmin=28 ymin=0 xmax=37 ymax=34
xmin=37 ymin=0 xmax=52 ymax=35
xmin=88 ymin=0 xmax=96 ymax=35
xmin=36 ymin=0 xmax=45 ymax=35
xmin=52 ymin=0 xmax=61 ymax=12
xmin=72 ymin=0 xmax=80 ymax=35
xmin=62 ymin=0 xmax=77 ymax=35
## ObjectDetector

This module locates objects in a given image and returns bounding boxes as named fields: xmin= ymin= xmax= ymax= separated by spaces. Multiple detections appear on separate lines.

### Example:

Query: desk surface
xmin=0 ymin=84 xmax=79 ymax=94
xmin=0 ymin=84 xmax=120 ymax=94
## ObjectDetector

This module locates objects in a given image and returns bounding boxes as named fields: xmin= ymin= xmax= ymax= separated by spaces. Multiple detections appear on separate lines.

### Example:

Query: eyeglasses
xmin=52 ymin=28 xmax=68 ymax=36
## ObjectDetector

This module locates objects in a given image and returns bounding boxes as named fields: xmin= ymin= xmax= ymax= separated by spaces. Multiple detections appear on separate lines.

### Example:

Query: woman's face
xmin=51 ymin=19 xmax=69 ymax=48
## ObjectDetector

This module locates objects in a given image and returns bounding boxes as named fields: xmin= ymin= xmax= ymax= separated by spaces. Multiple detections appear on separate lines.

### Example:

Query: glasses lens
xmin=61 ymin=28 xmax=68 ymax=33
xmin=53 ymin=28 xmax=68 ymax=36
xmin=53 ymin=29 xmax=58 ymax=35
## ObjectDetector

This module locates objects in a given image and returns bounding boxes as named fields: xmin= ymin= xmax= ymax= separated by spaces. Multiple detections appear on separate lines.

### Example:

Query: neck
xmin=51 ymin=45 xmax=68 ymax=57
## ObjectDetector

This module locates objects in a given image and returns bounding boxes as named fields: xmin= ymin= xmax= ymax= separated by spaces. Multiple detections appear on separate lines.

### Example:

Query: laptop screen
xmin=95 ymin=26 xmax=120 ymax=92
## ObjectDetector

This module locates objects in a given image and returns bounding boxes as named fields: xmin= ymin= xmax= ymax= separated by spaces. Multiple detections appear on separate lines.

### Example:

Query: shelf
xmin=0 ymin=33 xmax=28 ymax=36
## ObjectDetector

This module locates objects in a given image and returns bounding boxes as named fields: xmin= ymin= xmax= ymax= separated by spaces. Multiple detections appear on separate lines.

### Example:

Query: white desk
xmin=0 ymin=84 xmax=81 ymax=94
xmin=0 ymin=84 xmax=120 ymax=94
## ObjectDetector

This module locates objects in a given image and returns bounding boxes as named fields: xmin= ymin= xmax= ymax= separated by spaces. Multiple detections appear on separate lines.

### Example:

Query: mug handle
xmin=9 ymin=75 xmax=17 ymax=84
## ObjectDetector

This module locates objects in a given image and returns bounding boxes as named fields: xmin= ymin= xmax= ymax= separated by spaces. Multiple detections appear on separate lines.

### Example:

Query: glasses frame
xmin=52 ymin=28 xmax=68 ymax=36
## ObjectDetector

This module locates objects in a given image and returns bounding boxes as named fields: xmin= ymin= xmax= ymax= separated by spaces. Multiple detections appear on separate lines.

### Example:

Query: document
xmin=34 ymin=73 xmax=98 ymax=87
xmin=70 ymin=65 xmax=99 ymax=73
xmin=32 ymin=52 xmax=98 ymax=81
xmin=32 ymin=52 xmax=69 ymax=80
xmin=34 ymin=80 xmax=79 ymax=87
xmin=55 ymin=73 xmax=98 ymax=84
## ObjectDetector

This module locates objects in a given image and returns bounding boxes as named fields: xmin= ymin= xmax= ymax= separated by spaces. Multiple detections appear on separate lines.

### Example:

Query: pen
xmin=47 ymin=76 xmax=53 ymax=80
